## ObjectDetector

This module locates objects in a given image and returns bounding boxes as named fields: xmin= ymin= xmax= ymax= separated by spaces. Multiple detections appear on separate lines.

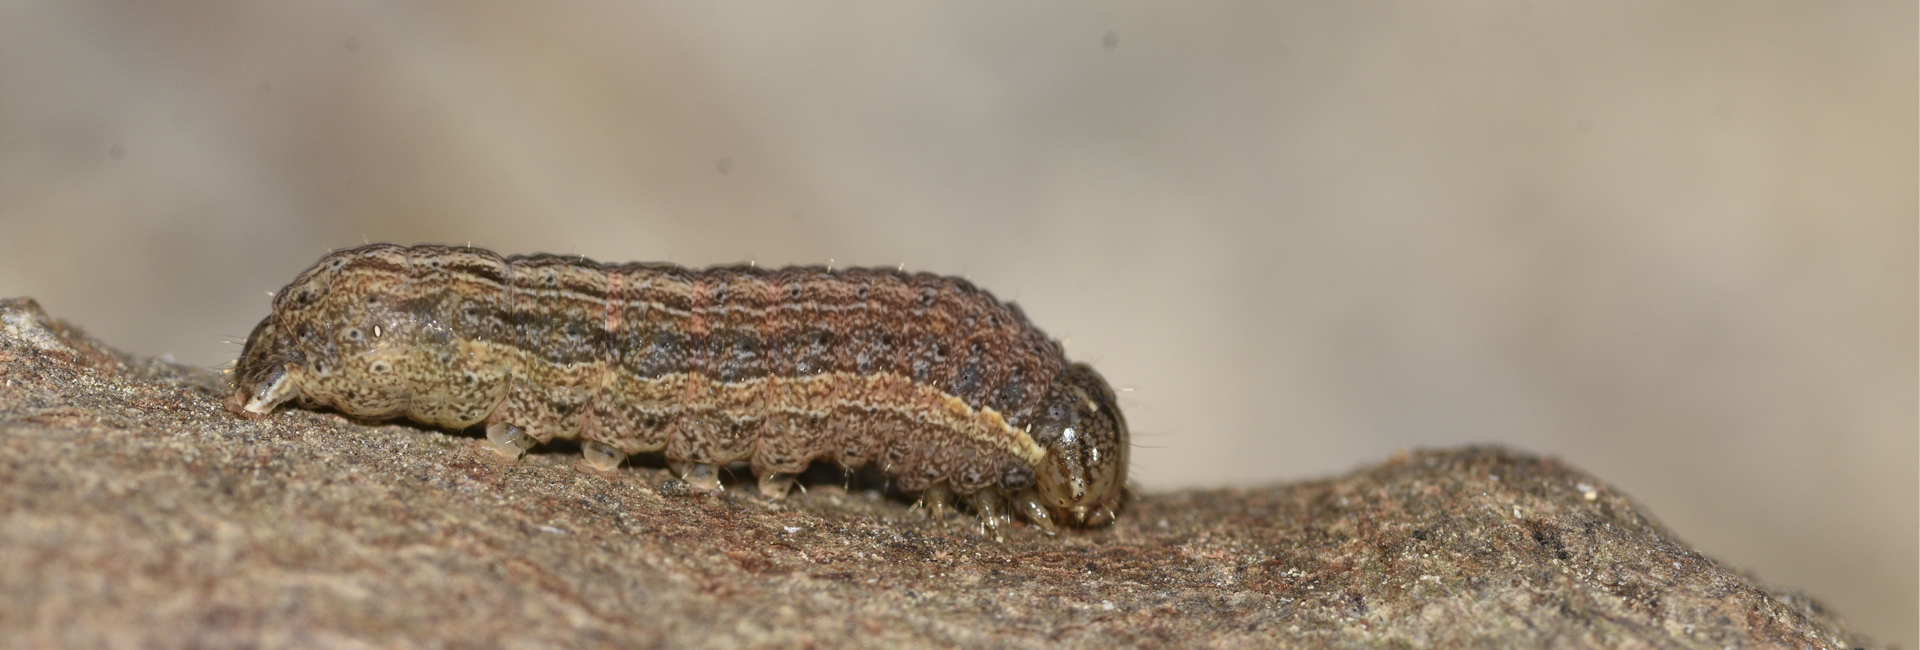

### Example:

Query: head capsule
xmin=1028 ymin=363 xmax=1129 ymax=526
xmin=226 ymin=315 xmax=303 ymax=418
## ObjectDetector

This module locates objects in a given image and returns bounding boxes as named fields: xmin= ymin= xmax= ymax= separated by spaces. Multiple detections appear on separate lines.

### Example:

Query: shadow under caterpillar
xmin=227 ymin=244 xmax=1128 ymax=533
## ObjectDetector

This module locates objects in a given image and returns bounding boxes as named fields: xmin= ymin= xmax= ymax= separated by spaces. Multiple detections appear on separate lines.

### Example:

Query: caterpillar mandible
xmin=227 ymin=243 xmax=1129 ymax=531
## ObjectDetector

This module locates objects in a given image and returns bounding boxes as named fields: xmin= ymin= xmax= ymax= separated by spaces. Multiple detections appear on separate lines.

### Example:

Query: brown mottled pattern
xmin=230 ymin=243 xmax=1128 ymax=528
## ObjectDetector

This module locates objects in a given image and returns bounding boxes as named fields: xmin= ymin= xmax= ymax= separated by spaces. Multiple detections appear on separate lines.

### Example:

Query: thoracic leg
xmin=485 ymin=422 xmax=537 ymax=459
xmin=968 ymin=489 xmax=1012 ymax=538
xmin=918 ymin=484 xmax=956 ymax=526
xmin=1013 ymin=488 xmax=1058 ymax=534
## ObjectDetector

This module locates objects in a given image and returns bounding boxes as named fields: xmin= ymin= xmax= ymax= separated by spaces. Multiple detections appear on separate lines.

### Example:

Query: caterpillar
xmin=226 ymin=243 xmax=1128 ymax=531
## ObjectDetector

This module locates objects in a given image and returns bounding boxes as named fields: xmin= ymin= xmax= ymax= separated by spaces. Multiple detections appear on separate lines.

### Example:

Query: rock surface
xmin=0 ymin=297 xmax=1881 ymax=649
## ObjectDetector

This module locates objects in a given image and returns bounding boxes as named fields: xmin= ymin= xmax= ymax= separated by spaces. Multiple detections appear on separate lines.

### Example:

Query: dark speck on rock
xmin=656 ymin=478 xmax=693 ymax=497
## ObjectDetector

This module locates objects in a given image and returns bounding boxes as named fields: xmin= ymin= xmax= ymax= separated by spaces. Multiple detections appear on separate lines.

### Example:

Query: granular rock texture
xmin=0 ymin=297 xmax=1882 ymax=649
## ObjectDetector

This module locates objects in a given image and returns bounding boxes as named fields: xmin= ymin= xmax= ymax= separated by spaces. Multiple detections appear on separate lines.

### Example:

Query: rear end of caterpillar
xmin=228 ymin=243 xmax=1128 ymax=533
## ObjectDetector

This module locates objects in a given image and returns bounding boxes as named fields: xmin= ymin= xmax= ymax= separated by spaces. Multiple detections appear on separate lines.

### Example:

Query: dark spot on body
xmin=954 ymin=364 xmax=982 ymax=399
xmin=962 ymin=467 xmax=987 ymax=486
xmin=1001 ymin=465 xmax=1035 ymax=491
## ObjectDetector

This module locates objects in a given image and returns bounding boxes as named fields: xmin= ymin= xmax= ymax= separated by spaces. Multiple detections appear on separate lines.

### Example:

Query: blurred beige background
xmin=0 ymin=1 xmax=1912 ymax=644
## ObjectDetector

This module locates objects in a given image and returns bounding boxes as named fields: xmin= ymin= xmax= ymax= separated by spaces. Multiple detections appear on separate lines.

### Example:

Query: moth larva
xmin=227 ymin=243 xmax=1128 ymax=531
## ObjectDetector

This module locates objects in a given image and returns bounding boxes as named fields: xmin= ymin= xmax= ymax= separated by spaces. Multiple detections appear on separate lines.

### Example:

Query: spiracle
xmin=227 ymin=243 xmax=1128 ymax=532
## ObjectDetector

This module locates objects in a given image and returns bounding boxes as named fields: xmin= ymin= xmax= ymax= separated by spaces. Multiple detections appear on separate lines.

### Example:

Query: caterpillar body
xmin=228 ymin=243 xmax=1128 ymax=531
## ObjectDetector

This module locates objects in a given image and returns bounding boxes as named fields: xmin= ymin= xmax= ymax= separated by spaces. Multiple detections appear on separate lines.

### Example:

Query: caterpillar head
xmin=227 ymin=315 xmax=304 ymax=418
xmin=1029 ymin=363 xmax=1129 ymax=526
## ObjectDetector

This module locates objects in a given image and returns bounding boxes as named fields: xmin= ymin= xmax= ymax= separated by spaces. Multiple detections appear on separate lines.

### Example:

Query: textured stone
xmin=0 ymin=297 xmax=1882 ymax=649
